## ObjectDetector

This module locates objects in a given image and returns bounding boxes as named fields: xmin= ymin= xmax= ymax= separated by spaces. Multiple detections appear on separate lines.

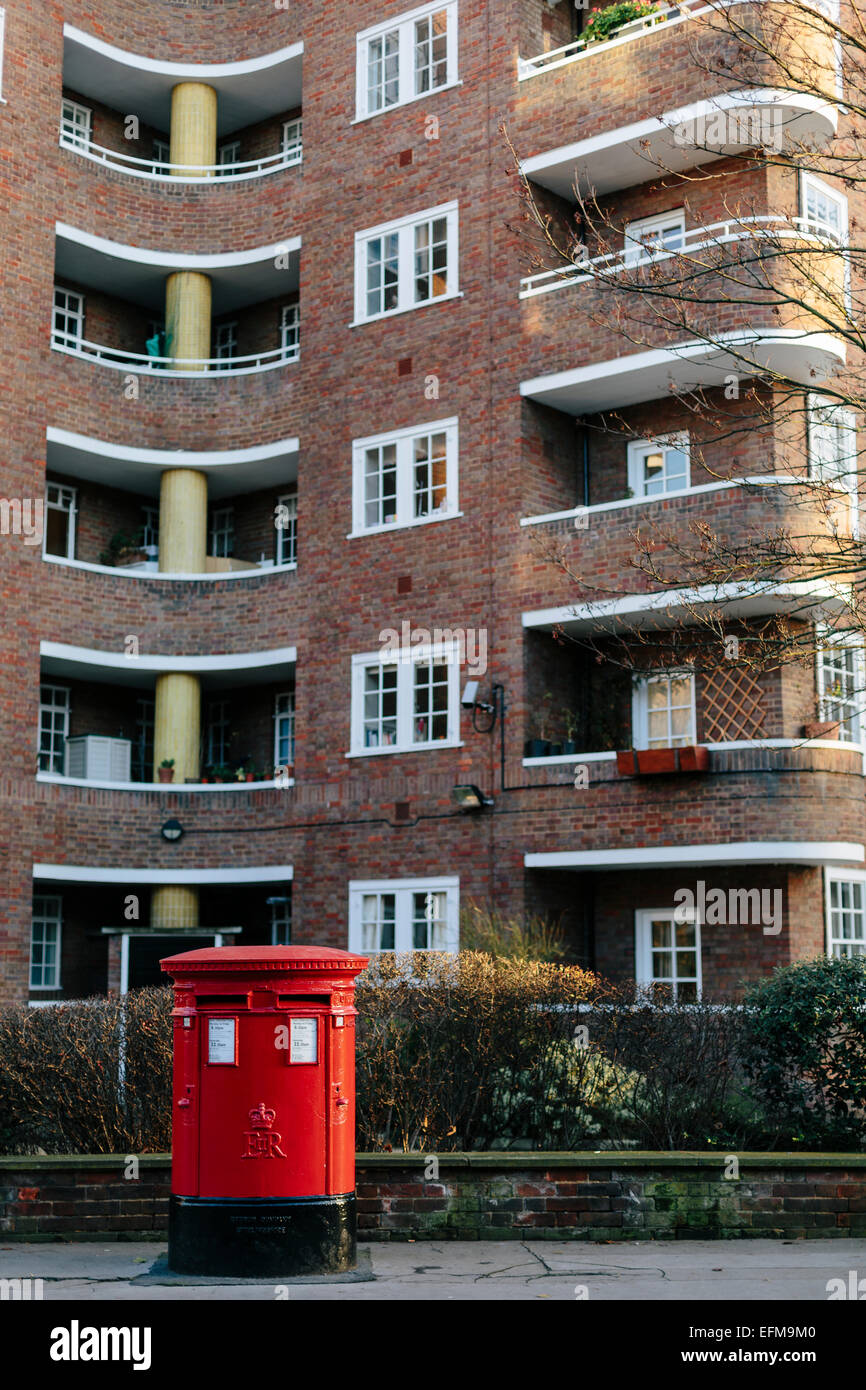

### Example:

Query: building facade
xmin=0 ymin=0 xmax=862 ymax=1006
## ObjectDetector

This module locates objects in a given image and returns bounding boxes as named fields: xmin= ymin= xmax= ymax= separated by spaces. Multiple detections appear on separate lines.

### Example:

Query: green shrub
xmin=584 ymin=2 xmax=664 ymax=45
xmin=740 ymin=956 xmax=866 ymax=1148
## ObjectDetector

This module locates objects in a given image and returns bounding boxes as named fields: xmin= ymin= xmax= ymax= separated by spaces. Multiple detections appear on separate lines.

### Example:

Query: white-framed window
xmin=801 ymin=172 xmax=850 ymax=314
xmin=60 ymin=98 xmax=92 ymax=151
xmin=141 ymin=505 xmax=159 ymax=549
xmin=808 ymin=394 xmax=857 ymax=487
xmin=627 ymin=434 xmax=689 ymax=499
xmin=348 ymin=877 xmax=460 ymax=952
xmin=43 ymin=482 xmax=77 ymax=560
xmin=350 ymin=642 xmax=461 ymax=755
xmin=809 ymin=395 xmax=859 ymax=537
xmin=268 ymin=895 xmax=292 ymax=946
xmin=355 ymin=1 xmax=458 ymax=120
xmin=624 ymin=209 xmax=685 ymax=266
xmin=210 ymin=506 xmax=235 ymax=558
xmin=151 ymin=138 xmax=170 ymax=172
xmin=280 ymin=303 xmax=300 ymax=360
xmin=817 ymin=633 xmax=864 ymax=743
xmin=206 ymin=699 xmax=231 ymax=766
xmin=31 ymin=895 xmax=62 ymax=990
xmin=275 ymin=491 xmax=297 ymax=565
xmin=134 ymin=695 xmax=154 ymax=782
xmin=52 ymin=287 xmax=84 ymax=348
xmin=38 ymin=684 xmax=70 ymax=773
xmin=354 ymin=202 xmax=459 ymax=323
xmin=635 ymin=908 xmax=701 ymax=1001
xmin=352 ymin=418 xmax=458 ymax=534
xmin=801 ymin=171 xmax=847 ymax=243
xmin=217 ymin=140 xmax=240 ymax=174
xmin=282 ymin=118 xmax=303 ymax=163
xmin=214 ymin=321 xmax=238 ymax=360
xmin=825 ymin=871 xmax=866 ymax=959
xmin=274 ymin=690 xmax=295 ymax=769
xmin=632 ymin=671 xmax=696 ymax=748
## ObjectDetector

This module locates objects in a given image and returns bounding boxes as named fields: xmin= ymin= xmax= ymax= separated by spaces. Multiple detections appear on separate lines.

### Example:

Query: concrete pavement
xmin=2 ymin=1238 xmax=864 ymax=1300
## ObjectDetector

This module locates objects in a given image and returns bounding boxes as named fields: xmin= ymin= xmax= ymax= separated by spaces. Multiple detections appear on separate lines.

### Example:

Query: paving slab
xmin=2 ymin=1238 xmax=865 ymax=1300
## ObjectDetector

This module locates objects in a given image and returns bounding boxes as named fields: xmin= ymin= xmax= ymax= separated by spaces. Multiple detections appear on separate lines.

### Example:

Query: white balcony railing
xmin=519 ymin=0 xmax=836 ymax=79
xmin=519 ymin=214 xmax=845 ymax=299
xmin=519 ymin=3 xmax=699 ymax=78
xmin=51 ymin=334 xmax=300 ymax=377
xmin=59 ymin=133 xmax=303 ymax=182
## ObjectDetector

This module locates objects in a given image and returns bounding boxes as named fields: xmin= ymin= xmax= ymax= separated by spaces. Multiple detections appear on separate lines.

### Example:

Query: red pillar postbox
xmin=160 ymin=945 xmax=368 ymax=1277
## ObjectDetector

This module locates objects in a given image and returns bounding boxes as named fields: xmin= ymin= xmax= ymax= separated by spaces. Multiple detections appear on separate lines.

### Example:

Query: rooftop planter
xmin=616 ymin=746 xmax=710 ymax=775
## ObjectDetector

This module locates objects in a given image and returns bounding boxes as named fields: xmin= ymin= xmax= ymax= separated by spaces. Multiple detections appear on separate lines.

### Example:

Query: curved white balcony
xmin=522 ymin=579 xmax=853 ymax=635
xmin=43 ymin=430 xmax=299 ymax=580
xmin=63 ymin=24 xmax=303 ymax=138
xmin=520 ymin=214 xmax=843 ymax=299
xmin=40 ymin=641 xmax=297 ymax=681
xmin=51 ymin=335 xmax=297 ymax=377
xmin=46 ymin=428 xmax=299 ymax=496
xmin=520 ymin=90 xmax=838 ymax=198
xmin=52 ymin=225 xmax=300 ymax=376
xmin=525 ymin=842 xmax=864 ymax=871
xmin=37 ymin=642 xmax=297 ymax=792
xmin=59 ymin=132 xmax=302 ymax=184
xmin=520 ymin=331 xmax=846 ymax=413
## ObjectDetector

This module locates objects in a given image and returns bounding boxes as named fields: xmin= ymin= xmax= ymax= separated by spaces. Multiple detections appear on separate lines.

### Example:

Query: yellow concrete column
xmin=170 ymin=82 xmax=217 ymax=177
xmin=153 ymin=671 xmax=201 ymax=783
xmin=151 ymin=885 xmax=200 ymax=931
xmin=159 ymin=468 xmax=208 ymax=574
xmin=165 ymin=271 xmax=212 ymax=369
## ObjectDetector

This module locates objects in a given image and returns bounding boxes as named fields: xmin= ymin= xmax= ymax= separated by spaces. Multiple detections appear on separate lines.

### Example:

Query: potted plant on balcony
xmin=212 ymin=764 xmax=232 ymax=784
xmin=525 ymin=691 xmax=554 ymax=759
xmin=158 ymin=758 xmax=175 ymax=784
xmin=583 ymin=1 xmax=667 ymax=46
xmin=562 ymin=707 xmax=580 ymax=756
xmin=99 ymin=528 xmax=148 ymax=568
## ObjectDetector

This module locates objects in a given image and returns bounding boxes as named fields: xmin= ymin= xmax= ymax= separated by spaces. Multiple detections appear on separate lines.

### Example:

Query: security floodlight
xmin=461 ymin=680 xmax=480 ymax=708
xmin=451 ymin=784 xmax=493 ymax=811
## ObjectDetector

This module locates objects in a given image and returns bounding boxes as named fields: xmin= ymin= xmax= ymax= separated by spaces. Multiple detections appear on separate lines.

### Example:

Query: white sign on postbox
xmin=290 ymin=1017 xmax=317 ymax=1064
xmin=207 ymin=1017 xmax=236 ymax=1065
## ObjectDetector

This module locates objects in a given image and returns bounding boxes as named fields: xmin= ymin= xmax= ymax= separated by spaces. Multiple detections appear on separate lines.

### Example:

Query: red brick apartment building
xmin=0 ymin=0 xmax=863 ymax=1005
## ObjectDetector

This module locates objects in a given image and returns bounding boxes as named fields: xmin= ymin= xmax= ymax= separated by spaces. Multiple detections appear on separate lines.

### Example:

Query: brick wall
xmin=3 ymin=1153 xmax=866 ymax=1242
xmin=0 ymin=0 xmax=862 ymax=1008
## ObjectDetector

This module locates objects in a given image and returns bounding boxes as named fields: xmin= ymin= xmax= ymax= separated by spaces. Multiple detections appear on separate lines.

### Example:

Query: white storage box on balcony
xmin=65 ymin=736 xmax=132 ymax=782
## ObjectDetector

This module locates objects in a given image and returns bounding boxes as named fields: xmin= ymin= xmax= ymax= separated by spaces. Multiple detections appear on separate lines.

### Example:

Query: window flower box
xmin=617 ymin=745 xmax=709 ymax=775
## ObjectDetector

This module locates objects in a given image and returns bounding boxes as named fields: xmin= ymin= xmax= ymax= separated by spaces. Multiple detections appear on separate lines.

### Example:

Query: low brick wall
xmin=2 ymin=1153 xmax=866 ymax=1241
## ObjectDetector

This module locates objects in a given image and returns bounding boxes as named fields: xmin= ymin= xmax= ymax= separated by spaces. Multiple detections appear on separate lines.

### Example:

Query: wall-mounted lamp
xmin=161 ymin=818 xmax=184 ymax=843
xmin=451 ymin=784 xmax=493 ymax=812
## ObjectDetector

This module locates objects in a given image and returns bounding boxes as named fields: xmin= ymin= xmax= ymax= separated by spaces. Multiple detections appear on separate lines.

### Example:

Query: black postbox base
xmin=168 ymin=1192 xmax=357 ymax=1277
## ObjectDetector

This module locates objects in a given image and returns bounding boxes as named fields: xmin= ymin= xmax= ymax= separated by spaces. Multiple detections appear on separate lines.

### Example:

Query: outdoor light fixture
xmin=451 ymin=784 xmax=493 ymax=811
xmin=461 ymin=680 xmax=480 ymax=708
xmin=161 ymin=818 xmax=184 ymax=842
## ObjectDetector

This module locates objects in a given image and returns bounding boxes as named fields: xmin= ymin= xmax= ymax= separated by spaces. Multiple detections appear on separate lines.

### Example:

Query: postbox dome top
xmin=159 ymin=945 xmax=369 ymax=975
